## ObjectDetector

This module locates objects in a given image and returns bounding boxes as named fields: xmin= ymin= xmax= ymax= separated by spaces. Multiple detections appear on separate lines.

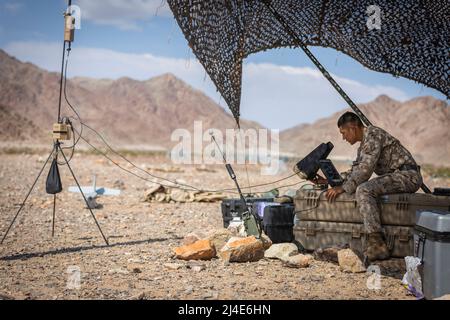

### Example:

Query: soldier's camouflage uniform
xmin=342 ymin=126 xmax=423 ymax=233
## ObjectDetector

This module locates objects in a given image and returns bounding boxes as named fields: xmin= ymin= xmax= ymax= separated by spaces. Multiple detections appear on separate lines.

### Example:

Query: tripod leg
xmin=57 ymin=145 xmax=109 ymax=246
xmin=52 ymin=194 xmax=56 ymax=237
xmin=1 ymin=147 xmax=55 ymax=244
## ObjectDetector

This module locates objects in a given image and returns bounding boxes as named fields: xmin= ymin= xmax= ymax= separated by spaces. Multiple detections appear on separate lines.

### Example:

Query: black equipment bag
xmin=221 ymin=197 xmax=274 ymax=227
xmin=46 ymin=158 xmax=62 ymax=194
xmin=263 ymin=204 xmax=295 ymax=243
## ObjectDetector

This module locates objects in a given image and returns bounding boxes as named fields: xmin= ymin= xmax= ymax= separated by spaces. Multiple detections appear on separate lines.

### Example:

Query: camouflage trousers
xmin=355 ymin=170 xmax=423 ymax=233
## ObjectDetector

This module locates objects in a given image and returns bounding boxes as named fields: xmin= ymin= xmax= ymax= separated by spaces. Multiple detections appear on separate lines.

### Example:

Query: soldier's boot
xmin=364 ymin=232 xmax=390 ymax=262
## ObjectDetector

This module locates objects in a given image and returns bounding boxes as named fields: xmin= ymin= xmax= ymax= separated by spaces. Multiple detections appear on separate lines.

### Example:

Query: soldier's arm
xmin=342 ymin=135 xmax=382 ymax=194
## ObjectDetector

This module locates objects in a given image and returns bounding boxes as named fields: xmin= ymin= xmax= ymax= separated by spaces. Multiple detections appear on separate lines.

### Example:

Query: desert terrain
xmin=1 ymin=150 xmax=448 ymax=300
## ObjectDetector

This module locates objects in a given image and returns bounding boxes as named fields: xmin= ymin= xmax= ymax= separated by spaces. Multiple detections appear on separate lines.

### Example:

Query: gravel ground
xmin=2 ymin=152 xmax=445 ymax=300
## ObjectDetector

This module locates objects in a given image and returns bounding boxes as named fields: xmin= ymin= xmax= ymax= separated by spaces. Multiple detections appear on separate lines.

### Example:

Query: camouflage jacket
xmin=342 ymin=125 xmax=418 ymax=194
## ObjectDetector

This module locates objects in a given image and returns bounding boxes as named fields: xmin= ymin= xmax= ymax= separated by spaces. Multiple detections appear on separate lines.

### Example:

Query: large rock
xmin=182 ymin=233 xmax=201 ymax=246
xmin=174 ymin=239 xmax=216 ymax=261
xmin=313 ymin=246 xmax=346 ymax=263
xmin=260 ymin=233 xmax=273 ymax=250
xmin=219 ymin=236 xmax=265 ymax=263
xmin=206 ymin=229 xmax=233 ymax=252
xmin=264 ymin=243 xmax=298 ymax=260
xmin=337 ymin=249 xmax=366 ymax=273
xmin=282 ymin=254 xmax=313 ymax=268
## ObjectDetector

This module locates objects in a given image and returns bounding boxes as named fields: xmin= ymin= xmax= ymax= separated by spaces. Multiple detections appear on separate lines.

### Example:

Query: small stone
xmin=337 ymin=249 xmax=366 ymax=273
xmin=127 ymin=264 xmax=142 ymax=273
xmin=187 ymin=261 xmax=206 ymax=272
xmin=108 ymin=268 xmax=129 ymax=275
xmin=164 ymin=263 xmax=184 ymax=270
xmin=113 ymin=179 xmax=125 ymax=190
xmin=282 ymin=254 xmax=313 ymax=268
xmin=191 ymin=265 xmax=205 ymax=272
xmin=264 ymin=243 xmax=298 ymax=260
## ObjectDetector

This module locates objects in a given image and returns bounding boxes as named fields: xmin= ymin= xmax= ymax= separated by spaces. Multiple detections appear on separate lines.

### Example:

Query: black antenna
xmin=210 ymin=132 xmax=262 ymax=237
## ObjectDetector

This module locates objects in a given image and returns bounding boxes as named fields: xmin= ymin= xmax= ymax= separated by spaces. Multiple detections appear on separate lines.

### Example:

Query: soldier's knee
xmin=355 ymin=183 xmax=371 ymax=199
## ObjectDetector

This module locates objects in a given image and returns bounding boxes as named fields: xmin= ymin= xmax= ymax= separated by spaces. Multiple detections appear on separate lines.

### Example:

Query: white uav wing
xmin=68 ymin=176 xmax=121 ymax=196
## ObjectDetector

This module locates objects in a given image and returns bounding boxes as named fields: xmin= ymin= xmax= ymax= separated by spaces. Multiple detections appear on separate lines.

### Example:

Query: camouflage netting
xmin=167 ymin=0 xmax=450 ymax=124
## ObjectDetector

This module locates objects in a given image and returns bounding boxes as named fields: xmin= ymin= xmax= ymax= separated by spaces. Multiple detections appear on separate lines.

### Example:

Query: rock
xmin=206 ymin=229 xmax=233 ymax=252
xmin=0 ymin=293 xmax=15 ymax=300
xmin=164 ymin=263 xmax=184 ymax=270
xmin=127 ymin=264 xmax=142 ymax=273
xmin=264 ymin=243 xmax=298 ymax=260
xmin=174 ymin=239 xmax=216 ymax=261
xmin=219 ymin=236 xmax=265 ymax=263
xmin=187 ymin=261 xmax=206 ymax=272
xmin=313 ymin=246 xmax=344 ymax=263
xmin=113 ymin=179 xmax=125 ymax=190
xmin=227 ymin=221 xmax=247 ymax=237
xmin=191 ymin=265 xmax=205 ymax=272
xmin=282 ymin=254 xmax=313 ymax=268
xmin=202 ymin=290 xmax=219 ymax=300
xmin=260 ymin=233 xmax=272 ymax=250
xmin=108 ymin=268 xmax=130 ymax=275
xmin=337 ymin=249 xmax=366 ymax=273
xmin=182 ymin=233 xmax=201 ymax=246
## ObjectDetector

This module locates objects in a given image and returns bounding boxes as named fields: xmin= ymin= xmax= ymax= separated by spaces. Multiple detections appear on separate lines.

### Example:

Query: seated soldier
xmin=324 ymin=112 xmax=423 ymax=262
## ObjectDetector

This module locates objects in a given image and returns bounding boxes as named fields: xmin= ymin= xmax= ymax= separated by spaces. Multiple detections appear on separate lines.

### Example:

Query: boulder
xmin=313 ymin=246 xmax=346 ymax=263
xmin=219 ymin=236 xmax=265 ymax=263
xmin=282 ymin=254 xmax=313 ymax=268
xmin=182 ymin=233 xmax=201 ymax=246
xmin=264 ymin=243 xmax=298 ymax=260
xmin=206 ymin=229 xmax=233 ymax=252
xmin=337 ymin=249 xmax=366 ymax=273
xmin=174 ymin=239 xmax=216 ymax=261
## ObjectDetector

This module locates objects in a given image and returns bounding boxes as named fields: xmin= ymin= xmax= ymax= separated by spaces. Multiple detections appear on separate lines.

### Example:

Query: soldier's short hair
xmin=337 ymin=112 xmax=364 ymax=128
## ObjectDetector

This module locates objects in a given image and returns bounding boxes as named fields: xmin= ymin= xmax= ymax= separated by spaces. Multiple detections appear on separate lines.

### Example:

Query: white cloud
xmin=3 ymin=41 xmax=410 ymax=130
xmin=76 ymin=0 xmax=172 ymax=30
xmin=2 ymin=2 xmax=24 ymax=13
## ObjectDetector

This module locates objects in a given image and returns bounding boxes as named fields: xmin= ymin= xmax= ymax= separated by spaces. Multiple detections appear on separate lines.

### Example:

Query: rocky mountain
xmin=280 ymin=95 xmax=450 ymax=166
xmin=1 ymin=49 xmax=448 ymax=166
xmin=0 ymin=49 xmax=262 ymax=150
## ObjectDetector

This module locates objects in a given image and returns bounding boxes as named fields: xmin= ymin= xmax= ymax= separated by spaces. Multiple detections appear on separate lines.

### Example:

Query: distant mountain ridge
xmin=280 ymin=95 xmax=450 ymax=166
xmin=1 ymin=49 xmax=449 ymax=166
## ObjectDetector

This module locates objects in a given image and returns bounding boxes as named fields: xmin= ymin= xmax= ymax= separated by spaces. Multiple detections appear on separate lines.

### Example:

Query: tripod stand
xmin=1 ymin=0 xmax=109 ymax=246
xmin=1 ymin=140 xmax=109 ymax=245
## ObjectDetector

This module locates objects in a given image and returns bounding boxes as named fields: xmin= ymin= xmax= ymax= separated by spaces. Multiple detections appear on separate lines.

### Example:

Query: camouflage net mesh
xmin=168 ymin=0 xmax=450 ymax=124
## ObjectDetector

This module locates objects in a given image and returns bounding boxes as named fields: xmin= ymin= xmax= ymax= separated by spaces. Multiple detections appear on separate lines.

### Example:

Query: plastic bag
xmin=46 ymin=159 xmax=62 ymax=194
xmin=401 ymin=256 xmax=424 ymax=299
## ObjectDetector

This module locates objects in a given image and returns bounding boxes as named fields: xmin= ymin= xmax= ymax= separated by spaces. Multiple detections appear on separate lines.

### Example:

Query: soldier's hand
xmin=326 ymin=186 xmax=344 ymax=203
